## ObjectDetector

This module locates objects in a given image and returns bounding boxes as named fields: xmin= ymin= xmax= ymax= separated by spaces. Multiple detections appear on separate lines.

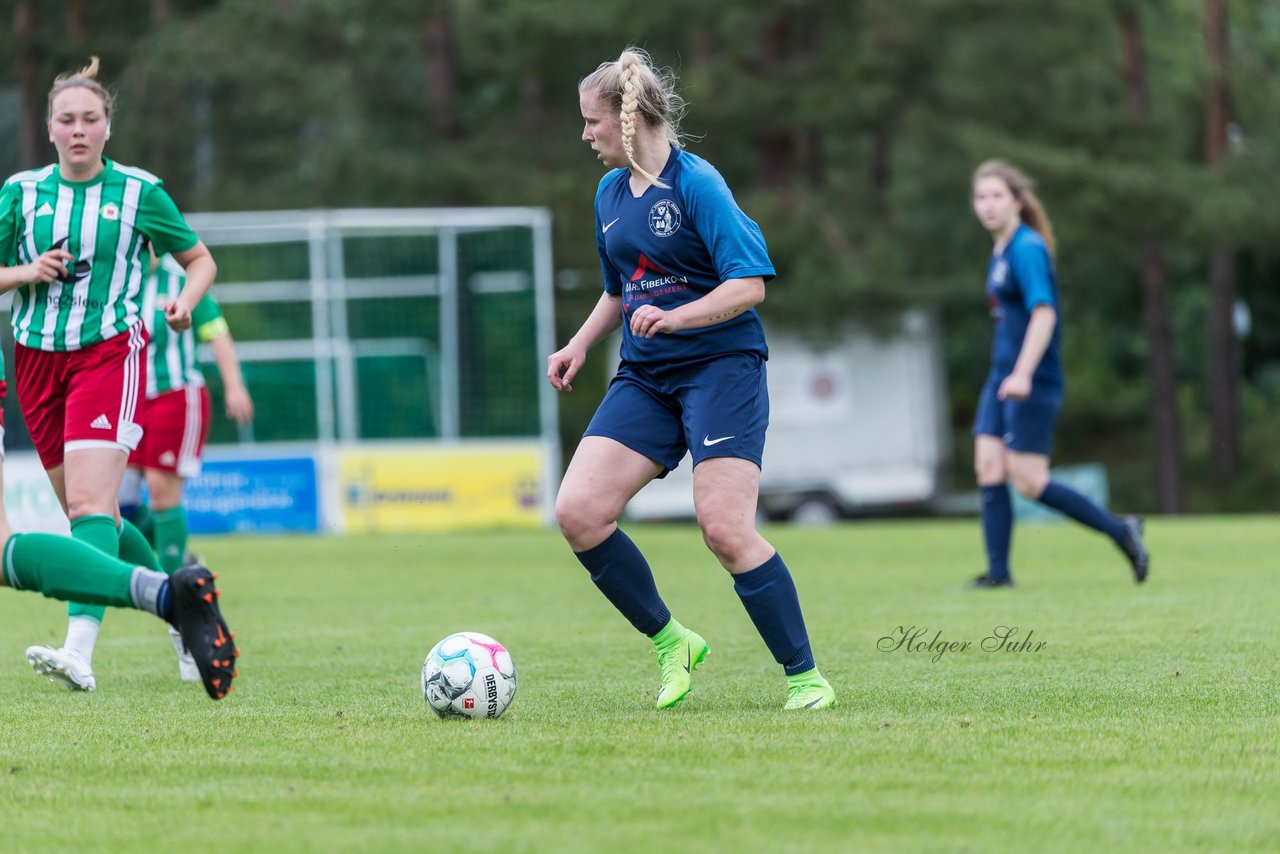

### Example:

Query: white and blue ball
xmin=421 ymin=631 xmax=517 ymax=719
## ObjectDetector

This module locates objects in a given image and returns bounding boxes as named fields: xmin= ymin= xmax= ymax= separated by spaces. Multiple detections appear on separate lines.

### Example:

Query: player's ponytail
xmin=973 ymin=160 xmax=1056 ymax=255
xmin=579 ymin=48 xmax=685 ymax=189
xmin=47 ymin=55 xmax=115 ymax=121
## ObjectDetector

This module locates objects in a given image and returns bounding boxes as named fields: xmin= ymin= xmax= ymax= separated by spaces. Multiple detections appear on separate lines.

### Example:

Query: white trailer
xmin=623 ymin=311 xmax=949 ymax=522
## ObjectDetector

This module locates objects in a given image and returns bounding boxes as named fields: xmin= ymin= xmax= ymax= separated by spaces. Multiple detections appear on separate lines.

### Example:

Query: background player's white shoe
xmin=26 ymin=645 xmax=97 ymax=692
xmin=169 ymin=626 xmax=201 ymax=682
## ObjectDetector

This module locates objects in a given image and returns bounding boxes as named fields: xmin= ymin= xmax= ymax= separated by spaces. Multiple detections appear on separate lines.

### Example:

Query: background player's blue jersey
xmin=595 ymin=149 xmax=776 ymax=365
xmin=985 ymin=223 xmax=1063 ymax=386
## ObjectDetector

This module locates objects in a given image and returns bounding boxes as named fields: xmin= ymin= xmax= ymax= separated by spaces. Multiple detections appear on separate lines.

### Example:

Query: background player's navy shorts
xmin=584 ymin=352 xmax=769 ymax=474
xmin=972 ymin=374 xmax=1063 ymax=455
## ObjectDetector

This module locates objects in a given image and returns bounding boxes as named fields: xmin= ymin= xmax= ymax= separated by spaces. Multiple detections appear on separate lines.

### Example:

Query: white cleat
xmin=26 ymin=645 xmax=96 ymax=692
xmin=168 ymin=627 xmax=201 ymax=682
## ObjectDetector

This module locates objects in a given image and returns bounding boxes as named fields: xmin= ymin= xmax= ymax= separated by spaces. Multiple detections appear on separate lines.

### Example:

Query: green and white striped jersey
xmin=143 ymin=255 xmax=228 ymax=398
xmin=0 ymin=158 xmax=199 ymax=351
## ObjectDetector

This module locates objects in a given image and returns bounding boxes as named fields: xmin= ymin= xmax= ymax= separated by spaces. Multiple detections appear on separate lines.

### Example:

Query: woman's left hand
xmin=629 ymin=304 xmax=681 ymax=338
xmin=997 ymin=372 xmax=1032 ymax=401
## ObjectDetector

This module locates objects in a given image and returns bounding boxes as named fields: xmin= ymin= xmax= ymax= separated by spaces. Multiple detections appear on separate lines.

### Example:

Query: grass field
xmin=0 ymin=517 xmax=1276 ymax=852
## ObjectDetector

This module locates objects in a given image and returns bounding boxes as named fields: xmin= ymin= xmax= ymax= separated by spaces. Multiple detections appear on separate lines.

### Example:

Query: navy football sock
xmin=1037 ymin=481 xmax=1127 ymax=543
xmin=574 ymin=528 xmax=670 ymax=637
xmin=732 ymin=552 xmax=815 ymax=675
xmin=981 ymin=485 xmax=1013 ymax=582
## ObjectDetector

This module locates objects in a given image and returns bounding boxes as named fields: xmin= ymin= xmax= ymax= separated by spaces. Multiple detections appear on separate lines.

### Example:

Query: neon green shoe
xmin=650 ymin=621 xmax=709 ymax=709
xmin=784 ymin=668 xmax=836 ymax=710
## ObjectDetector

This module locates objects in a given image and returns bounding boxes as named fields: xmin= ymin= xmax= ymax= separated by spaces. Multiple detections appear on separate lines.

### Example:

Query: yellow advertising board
xmin=339 ymin=442 xmax=547 ymax=533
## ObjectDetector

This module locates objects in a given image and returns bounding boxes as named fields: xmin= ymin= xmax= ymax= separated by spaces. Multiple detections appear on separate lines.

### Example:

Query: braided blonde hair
xmin=579 ymin=48 xmax=684 ymax=189
xmin=48 ymin=56 xmax=114 ymax=121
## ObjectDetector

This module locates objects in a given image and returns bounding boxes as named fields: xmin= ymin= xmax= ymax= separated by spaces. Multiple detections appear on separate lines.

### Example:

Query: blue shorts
xmin=584 ymin=353 xmax=769 ymax=474
xmin=972 ymin=375 xmax=1063 ymax=456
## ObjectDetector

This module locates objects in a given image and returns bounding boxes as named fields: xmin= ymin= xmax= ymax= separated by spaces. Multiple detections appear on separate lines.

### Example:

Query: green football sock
xmin=152 ymin=507 xmax=189 ymax=574
xmin=4 ymin=533 xmax=134 ymax=609
xmin=128 ymin=501 xmax=156 ymax=547
xmin=68 ymin=515 xmax=119 ymax=623
xmin=119 ymin=517 xmax=162 ymax=572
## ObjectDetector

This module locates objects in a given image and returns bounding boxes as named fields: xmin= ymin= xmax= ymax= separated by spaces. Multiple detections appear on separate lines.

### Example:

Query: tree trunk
xmin=1140 ymin=237 xmax=1184 ymax=512
xmin=65 ymin=0 xmax=89 ymax=44
xmin=1118 ymin=9 xmax=1184 ymax=513
xmin=1206 ymin=250 xmax=1240 ymax=474
xmin=147 ymin=0 xmax=178 ymax=185
xmin=753 ymin=15 xmax=792 ymax=190
xmin=1203 ymin=0 xmax=1240 ymax=476
xmin=869 ymin=128 xmax=891 ymax=215
xmin=151 ymin=0 xmax=174 ymax=26
xmin=421 ymin=8 xmax=461 ymax=140
xmin=13 ymin=0 xmax=44 ymax=169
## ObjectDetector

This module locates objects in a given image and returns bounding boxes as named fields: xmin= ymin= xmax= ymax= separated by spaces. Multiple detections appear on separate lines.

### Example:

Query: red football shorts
xmin=15 ymin=324 xmax=148 ymax=470
xmin=129 ymin=385 xmax=211 ymax=477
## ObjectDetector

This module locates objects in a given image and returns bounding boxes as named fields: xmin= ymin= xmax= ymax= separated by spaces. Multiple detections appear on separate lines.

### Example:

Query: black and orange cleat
xmin=170 ymin=562 xmax=238 ymax=700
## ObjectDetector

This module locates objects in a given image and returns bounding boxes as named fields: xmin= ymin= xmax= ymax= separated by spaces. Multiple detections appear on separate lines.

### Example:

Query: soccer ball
xmin=421 ymin=631 xmax=517 ymax=719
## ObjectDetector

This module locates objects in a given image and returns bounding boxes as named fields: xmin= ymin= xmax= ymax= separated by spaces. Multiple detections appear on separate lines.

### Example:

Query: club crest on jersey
xmin=990 ymin=258 xmax=1009 ymax=287
xmin=649 ymin=200 xmax=681 ymax=238
xmin=101 ymin=202 xmax=120 ymax=222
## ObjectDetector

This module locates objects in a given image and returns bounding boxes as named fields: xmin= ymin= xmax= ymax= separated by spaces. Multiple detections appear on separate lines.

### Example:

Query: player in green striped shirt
xmin=0 ymin=346 xmax=237 ymax=699
xmin=0 ymin=57 xmax=227 ymax=694
xmin=113 ymin=253 xmax=253 ymax=680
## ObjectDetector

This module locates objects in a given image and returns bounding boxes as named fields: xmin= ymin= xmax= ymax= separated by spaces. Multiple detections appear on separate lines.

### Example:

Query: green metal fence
xmin=186 ymin=208 xmax=557 ymax=450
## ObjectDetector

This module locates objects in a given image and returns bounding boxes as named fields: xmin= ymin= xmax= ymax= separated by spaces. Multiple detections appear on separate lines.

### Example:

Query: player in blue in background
xmin=968 ymin=160 xmax=1150 ymax=588
xmin=547 ymin=48 xmax=836 ymax=711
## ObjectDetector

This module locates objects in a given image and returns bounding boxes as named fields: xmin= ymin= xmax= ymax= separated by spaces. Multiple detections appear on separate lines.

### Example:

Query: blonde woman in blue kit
xmin=548 ymin=48 xmax=836 ymax=710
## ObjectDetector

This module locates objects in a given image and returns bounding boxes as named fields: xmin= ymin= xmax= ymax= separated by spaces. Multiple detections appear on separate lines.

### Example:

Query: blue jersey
xmin=985 ymin=224 xmax=1062 ymax=386
xmin=594 ymin=149 xmax=776 ymax=365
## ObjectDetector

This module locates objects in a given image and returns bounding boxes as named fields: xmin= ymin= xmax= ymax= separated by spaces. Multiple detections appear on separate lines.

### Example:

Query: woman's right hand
xmin=25 ymin=248 xmax=74 ymax=283
xmin=224 ymin=384 xmax=255 ymax=424
xmin=546 ymin=344 xmax=585 ymax=392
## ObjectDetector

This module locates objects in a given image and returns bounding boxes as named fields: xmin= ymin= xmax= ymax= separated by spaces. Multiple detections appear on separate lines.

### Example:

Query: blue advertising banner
xmin=186 ymin=456 xmax=320 ymax=534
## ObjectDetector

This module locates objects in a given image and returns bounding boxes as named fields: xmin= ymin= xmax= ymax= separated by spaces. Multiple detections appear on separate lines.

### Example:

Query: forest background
xmin=2 ymin=0 xmax=1277 ymax=513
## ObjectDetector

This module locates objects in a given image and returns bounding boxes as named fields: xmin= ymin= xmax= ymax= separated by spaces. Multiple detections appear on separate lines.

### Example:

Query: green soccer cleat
xmin=784 ymin=669 xmax=836 ymax=710
xmin=651 ymin=622 xmax=709 ymax=710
